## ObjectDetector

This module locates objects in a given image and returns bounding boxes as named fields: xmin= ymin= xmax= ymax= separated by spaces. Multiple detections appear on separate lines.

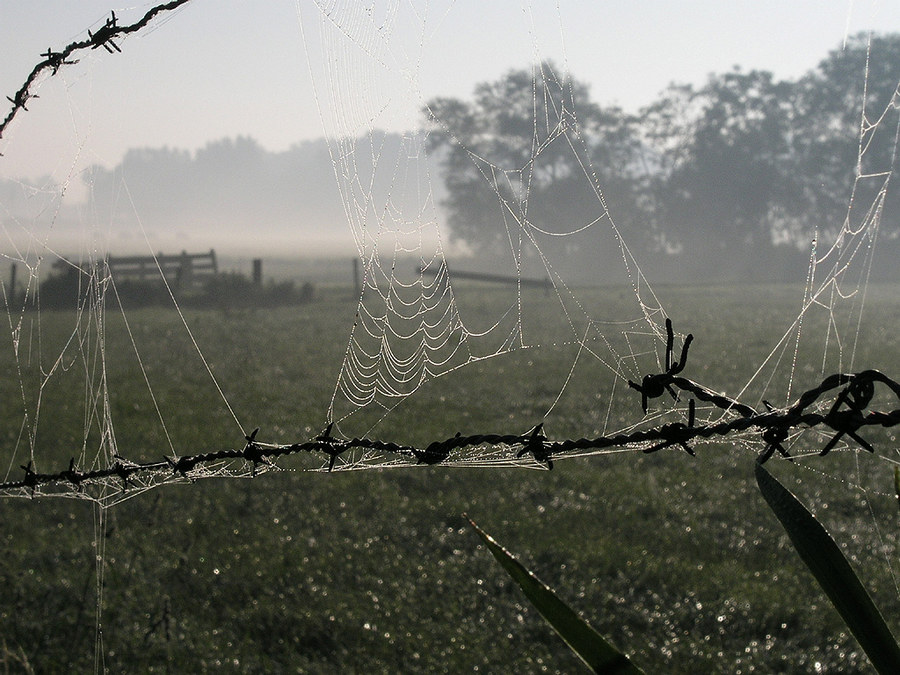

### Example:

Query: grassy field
xmin=1 ymin=282 xmax=899 ymax=672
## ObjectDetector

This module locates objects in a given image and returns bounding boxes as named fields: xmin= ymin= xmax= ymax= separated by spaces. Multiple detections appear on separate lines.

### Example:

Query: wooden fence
xmin=106 ymin=249 xmax=218 ymax=288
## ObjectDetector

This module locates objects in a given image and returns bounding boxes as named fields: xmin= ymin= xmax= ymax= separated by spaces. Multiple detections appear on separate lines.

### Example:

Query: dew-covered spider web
xmin=0 ymin=1 xmax=898 ymax=501
xmin=1 ymin=1 xmax=900 ymax=669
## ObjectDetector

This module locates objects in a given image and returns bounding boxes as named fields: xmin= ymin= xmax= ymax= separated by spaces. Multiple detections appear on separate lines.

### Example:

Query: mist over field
xmin=1 ymin=135 xmax=373 ymax=260
xmin=2 ymin=36 xmax=899 ymax=286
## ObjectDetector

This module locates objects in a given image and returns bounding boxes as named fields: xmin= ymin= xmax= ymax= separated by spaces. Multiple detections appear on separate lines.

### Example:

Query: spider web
xmin=0 ymin=0 xmax=895 ymax=498
xmin=0 ymin=2 xmax=899 ymax=672
xmin=293 ymin=0 xmax=900 ymax=481
xmin=302 ymin=4 xmax=659 ymax=444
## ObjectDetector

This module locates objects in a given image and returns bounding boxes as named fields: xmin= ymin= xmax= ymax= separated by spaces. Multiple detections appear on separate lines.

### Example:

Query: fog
xmin=2 ymin=4 xmax=900 ymax=291
xmin=3 ymin=40 xmax=899 ymax=287
xmin=1 ymin=134 xmax=426 ymax=261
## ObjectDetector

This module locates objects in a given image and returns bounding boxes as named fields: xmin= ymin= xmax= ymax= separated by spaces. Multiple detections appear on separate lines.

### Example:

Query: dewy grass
xmin=467 ymin=514 xmax=644 ymax=674
xmin=757 ymin=462 xmax=900 ymax=674
xmin=0 ymin=284 xmax=898 ymax=671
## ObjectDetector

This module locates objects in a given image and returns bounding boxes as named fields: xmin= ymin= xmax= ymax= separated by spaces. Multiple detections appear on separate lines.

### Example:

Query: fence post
xmin=7 ymin=263 xmax=16 ymax=304
xmin=178 ymin=250 xmax=193 ymax=289
xmin=353 ymin=258 xmax=360 ymax=296
xmin=252 ymin=259 xmax=262 ymax=286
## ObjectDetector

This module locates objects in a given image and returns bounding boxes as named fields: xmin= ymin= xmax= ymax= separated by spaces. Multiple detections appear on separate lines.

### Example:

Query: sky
xmin=3 ymin=0 xmax=900 ymax=182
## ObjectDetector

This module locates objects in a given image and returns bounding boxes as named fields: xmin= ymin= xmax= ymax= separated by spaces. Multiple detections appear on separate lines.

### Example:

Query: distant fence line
xmin=416 ymin=265 xmax=552 ymax=289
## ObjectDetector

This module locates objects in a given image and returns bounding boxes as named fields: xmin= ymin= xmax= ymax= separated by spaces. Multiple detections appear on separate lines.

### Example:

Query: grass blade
xmin=465 ymin=515 xmax=643 ymax=674
xmin=755 ymin=462 xmax=900 ymax=674
xmin=894 ymin=467 xmax=900 ymax=516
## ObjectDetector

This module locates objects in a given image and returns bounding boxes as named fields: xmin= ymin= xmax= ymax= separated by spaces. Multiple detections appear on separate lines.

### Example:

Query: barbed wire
xmin=1 ymin=0 xmax=194 ymax=142
xmin=1 ymin=367 xmax=897 ymax=498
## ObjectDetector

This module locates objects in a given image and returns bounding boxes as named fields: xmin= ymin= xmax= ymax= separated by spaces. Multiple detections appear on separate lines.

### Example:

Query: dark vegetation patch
xmin=32 ymin=266 xmax=314 ymax=310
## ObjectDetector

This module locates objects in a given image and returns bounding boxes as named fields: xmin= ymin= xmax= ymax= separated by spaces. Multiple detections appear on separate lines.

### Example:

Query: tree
xmin=640 ymin=34 xmax=900 ymax=281
xmin=424 ymin=62 xmax=650 ymax=276
xmin=426 ymin=40 xmax=900 ymax=283
xmin=791 ymin=33 xmax=900 ymax=247
xmin=641 ymin=69 xmax=802 ymax=279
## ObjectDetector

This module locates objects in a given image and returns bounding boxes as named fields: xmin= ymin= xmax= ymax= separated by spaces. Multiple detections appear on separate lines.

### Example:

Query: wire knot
xmin=628 ymin=318 xmax=693 ymax=413
xmin=516 ymin=424 xmax=553 ymax=469
xmin=241 ymin=428 xmax=269 ymax=475
xmin=644 ymin=399 xmax=697 ymax=455
xmin=315 ymin=423 xmax=347 ymax=471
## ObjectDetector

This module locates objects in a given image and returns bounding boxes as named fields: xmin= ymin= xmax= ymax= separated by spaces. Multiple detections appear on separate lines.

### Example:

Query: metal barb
xmin=241 ymin=428 xmax=267 ymax=476
xmin=628 ymin=317 xmax=693 ymax=413
xmin=516 ymin=423 xmax=553 ymax=469
xmin=644 ymin=398 xmax=697 ymax=456
xmin=819 ymin=376 xmax=879 ymax=456
xmin=1 ymin=1 xmax=194 ymax=141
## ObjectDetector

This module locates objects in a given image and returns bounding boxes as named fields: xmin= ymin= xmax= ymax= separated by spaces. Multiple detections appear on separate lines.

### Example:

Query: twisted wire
xmin=2 ymin=369 xmax=898 ymax=497
xmin=1 ymin=0 xmax=194 ymax=141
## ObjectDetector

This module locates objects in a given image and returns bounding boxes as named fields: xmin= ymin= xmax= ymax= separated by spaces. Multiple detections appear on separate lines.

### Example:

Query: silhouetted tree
xmin=641 ymin=69 xmax=802 ymax=279
xmin=424 ymin=62 xmax=650 ymax=274
xmin=791 ymin=33 xmax=900 ymax=247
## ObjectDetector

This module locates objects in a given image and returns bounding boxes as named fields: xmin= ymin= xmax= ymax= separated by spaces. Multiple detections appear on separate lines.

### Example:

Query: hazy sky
xmin=2 ymin=0 xmax=900 ymax=182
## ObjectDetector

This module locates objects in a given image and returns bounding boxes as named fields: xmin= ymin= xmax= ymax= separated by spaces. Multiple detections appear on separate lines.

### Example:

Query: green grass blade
xmin=894 ymin=467 xmax=900 ymax=516
xmin=465 ymin=515 xmax=643 ymax=674
xmin=755 ymin=462 xmax=900 ymax=675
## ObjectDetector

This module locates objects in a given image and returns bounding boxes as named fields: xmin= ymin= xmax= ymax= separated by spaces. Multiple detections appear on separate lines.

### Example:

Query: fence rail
xmin=417 ymin=265 xmax=552 ymax=289
xmin=3 ymin=317 xmax=898 ymax=498
xmin=106 ymin=249 xmax=217 ymax=288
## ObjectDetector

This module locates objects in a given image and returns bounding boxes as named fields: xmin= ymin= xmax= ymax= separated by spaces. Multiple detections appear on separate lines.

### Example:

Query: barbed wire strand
xmin=0 ymin=0 xmax=195 ymax=142
xmin=2 ymin=368 xmax=897 ymax=498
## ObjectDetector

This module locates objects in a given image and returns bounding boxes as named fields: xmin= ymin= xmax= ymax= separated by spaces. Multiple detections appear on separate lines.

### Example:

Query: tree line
xmin=424 ymin=33 xmax=900 ymax=282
